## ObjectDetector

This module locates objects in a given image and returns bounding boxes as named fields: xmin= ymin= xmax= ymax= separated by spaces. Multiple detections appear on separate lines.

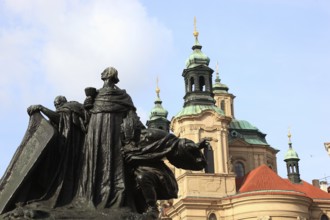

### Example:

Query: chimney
xmin=320 ymin=181 xmax=328 ymax=192
xmin=312 ymin=179 xmax=320 ymax=188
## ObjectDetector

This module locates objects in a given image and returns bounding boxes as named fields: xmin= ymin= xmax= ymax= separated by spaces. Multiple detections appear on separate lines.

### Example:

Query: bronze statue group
xmin=0 ymin=67 xmax=208 ymax=220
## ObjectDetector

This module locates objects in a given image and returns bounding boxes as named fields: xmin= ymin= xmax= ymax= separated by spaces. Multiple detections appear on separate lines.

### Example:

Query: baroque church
xmin=146 ymin=21 xmax=330 ymax=220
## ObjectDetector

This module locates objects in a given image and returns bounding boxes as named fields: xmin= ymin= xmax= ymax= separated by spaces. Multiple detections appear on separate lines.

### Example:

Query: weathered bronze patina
xmin=0 ymin=67 xmax=207 ymax=220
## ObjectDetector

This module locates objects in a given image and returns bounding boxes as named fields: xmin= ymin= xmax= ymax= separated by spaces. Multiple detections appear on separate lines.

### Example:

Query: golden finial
xmin=215 ymin=61 xmax=221 ymax=82
xmin=288 ymin=127 xmax=292 ymax=144
xmin=156 ymin=77 xmax=160 ymax=97
xmin=193 ymin=16 xmax=199 ymax=38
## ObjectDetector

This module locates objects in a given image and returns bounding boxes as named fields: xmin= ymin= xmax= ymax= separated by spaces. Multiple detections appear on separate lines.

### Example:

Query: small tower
xmin=168 ymin=19 xmax=235 ymax=220
xmin=284 ymin=131 xmax=301 ymax=184
xmin=183 ymin=17 xmax=215 ymax=107
xmin=213 ymin=62 xmax=236 ymax=118
xmin=171 ymin=17 xmax=231 ymax=174
xmin=146 ymin=78 xmax=170 ymax=132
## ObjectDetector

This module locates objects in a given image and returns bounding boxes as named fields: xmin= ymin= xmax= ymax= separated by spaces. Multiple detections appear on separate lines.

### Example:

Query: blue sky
xmin=0 ymin=0 xmax=329 ymax=184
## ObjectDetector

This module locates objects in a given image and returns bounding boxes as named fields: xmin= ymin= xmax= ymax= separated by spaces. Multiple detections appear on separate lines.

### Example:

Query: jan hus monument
xmin=0 ymin=67 xmax=208 ymax=220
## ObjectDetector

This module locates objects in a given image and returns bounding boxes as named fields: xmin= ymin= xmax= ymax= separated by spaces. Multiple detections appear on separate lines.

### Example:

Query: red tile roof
xmin=284 ymin=179 xmax=330 ymax=200
xmin=235 ymin=164 xmax=330 ymax=200
xmin=239 ymin=165 xmax=301 ymax=193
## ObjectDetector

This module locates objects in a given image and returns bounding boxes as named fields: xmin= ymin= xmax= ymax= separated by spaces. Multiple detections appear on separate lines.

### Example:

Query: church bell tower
xmin=183 ymin=19 xmax=215 ymax=107
xmin=168 ymin=18 xmax=236 ymax=220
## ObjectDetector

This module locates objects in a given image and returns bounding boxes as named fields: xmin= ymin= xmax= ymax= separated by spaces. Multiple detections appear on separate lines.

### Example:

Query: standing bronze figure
xmin=77 ymin=67 xmax=140 ymax=210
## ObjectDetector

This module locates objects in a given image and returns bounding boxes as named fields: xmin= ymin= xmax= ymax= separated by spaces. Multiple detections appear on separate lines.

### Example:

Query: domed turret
xmin=284 ymin=146 xmax=299 ymax=160
xmin=181 ymin=17 xmax=215 ymax=108
xmin=146 ymin=79 xmax=170 ymax=132
xmin=185 ymin=37 xmax=210 ymax=69
xmin=212 ymin=62 xmax=235 ymax=118
xmin=185 ymin=18 xmax=210 ymax=68
xmin=284 ymin=131 xmax=300 ymax=161
xmin=213 ymin=62 xmax=229 ymax=94
xmin=284 ymin=130 xmax=301 ymax=184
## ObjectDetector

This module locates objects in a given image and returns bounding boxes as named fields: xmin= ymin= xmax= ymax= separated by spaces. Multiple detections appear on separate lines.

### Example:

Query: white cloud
xmin=0 ymin=0 xmax=173 ymax=176
xmin=0 ymin=0 xmax=173 ymax=109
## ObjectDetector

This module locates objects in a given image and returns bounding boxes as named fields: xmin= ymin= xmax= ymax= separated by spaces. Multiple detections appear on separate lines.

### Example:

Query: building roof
xmin=284 ymin=132 xmax=300 ymax=160
xmin=238 ymin=165 xmax=300 ymax=193
xmin=149 ymin=93 xmax=168 ymax=121
xmin=284 ymin=143 xmax=300 ymax=160
xmin=174 ymin=105 xmax=224 ymax=118
xmin=234 ymin=164 xmax=330 ymax=200
xmin=284 ymin=179 xmax=330 ymax=200
xmin=230 ymin=119 xmax=259 ymax=130
xmin=213 ymin=64 xmax=229 ymax=94
xmin=185 ymin=27 xmax=210 ymax=69
xmin=229 ymin=119 xmax=271 ymax=146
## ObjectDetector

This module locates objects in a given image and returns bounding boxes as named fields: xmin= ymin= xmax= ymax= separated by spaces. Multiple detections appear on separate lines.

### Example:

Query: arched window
xmin=220 ymin=100 xmax=225 ymax=114
xmin=190 ymin=77 xmax=195 ymax=91
xmin=208 ymin=213 xmax=217 ymax=220
xmin=199 ymin=76 xmax=205 ymax=91
xmin=321 ymin=214 xmax=329 ymax=220
xmin=290 ymin=164 xmax=294 ymax=173
xmin=234 ymin=162 xmax=245 ymax=178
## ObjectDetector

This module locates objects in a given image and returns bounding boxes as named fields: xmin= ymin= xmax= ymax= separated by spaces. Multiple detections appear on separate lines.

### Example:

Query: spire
xmin=179 ymin=17 xmax=216 ymax=109
xmin=213 ymin=61 xmax=229 ymax=94
xmin=288 ymin=128 xmax=292 ymax=145
xmin=284 ymin=130 xmax=301 ymax=184
xmin=155 ymin=77 xmax=161 ymax=103
xmin=146 ymin=78 xmax=170 ymax=132
xmin=284 ymin=130 xmax=299 ymax=160
xmin=215 ymin=61 xmax=220 ymax=82
xmin=185 ymin=17 xmax=210 ymax=68
xmin=287 ymin=128 xmax=294 ymax=151
xmin=156 ymin=77 xmax=160 ymax=94
xmin=193 ymin=16 xmax=200 ymax=47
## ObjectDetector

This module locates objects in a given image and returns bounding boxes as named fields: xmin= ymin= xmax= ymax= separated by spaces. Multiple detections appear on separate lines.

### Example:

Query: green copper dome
xmin=146 ymin=84 xmax=170 ymax=132
xmin=185 ymin=36 xmax=210 ymax=68
xmin=230 ymin=119 xmax=258 ymax=130
xmin=149 ymin=93 xmax=168 ymax=120
xmin=284 ymin=144 xmax=300 ymax=160
xmin=229 ymin=119 xmax=271 ymax=146
xmin=175 ymin=105 xmax=224 ymax=118
xmin=213 ymin=69 xmax=229 ymax=94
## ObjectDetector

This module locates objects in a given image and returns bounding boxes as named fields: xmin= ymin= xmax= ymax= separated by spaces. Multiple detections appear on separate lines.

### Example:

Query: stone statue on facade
xmin=0 ymin=67 xmax=207 ymax=220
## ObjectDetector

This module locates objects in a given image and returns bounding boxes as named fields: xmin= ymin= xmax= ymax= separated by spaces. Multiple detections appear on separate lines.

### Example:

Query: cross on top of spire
xmin=193 ymin=16 xmax=199 ymax=39
xmin=156 ymin=77 xmax=160 ymax=98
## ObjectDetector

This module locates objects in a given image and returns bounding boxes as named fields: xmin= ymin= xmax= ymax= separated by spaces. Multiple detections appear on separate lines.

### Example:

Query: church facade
xmin=146 ymin=22 xmax=330 ymax=220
